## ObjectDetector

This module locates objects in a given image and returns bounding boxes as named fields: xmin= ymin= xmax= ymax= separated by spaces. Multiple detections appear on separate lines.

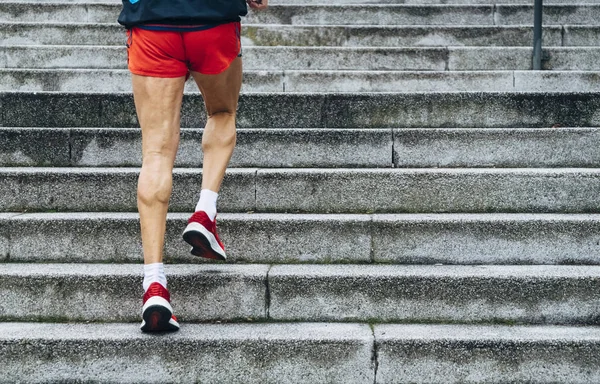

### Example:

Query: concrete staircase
xmin=2 ymin=0 xmax=600 ymax=382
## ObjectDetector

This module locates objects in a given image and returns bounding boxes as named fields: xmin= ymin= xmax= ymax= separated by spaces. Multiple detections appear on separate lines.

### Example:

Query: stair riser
xmin=2 ymin=265 xmax=600 ymax=324
xmin=5 ymin=46 xmax=600 ymax=71
xmin=6 ymin=127 xmax=600 ymax=169
xmin=4 ymin=213 xmax=600 ymax=265
xmin=4 ymin=70 xmax=600 ymax=93
xmin=3 ymin=92 xmax=600 ymax=129
xmin=0 ymin=264 xmax=268 ymax=322
xmin=269 ymin=265 xmax=600 ymax=324
xmin=3 ymin=4 xmax=600 ymax=26
xmin=0 ymin=128 xmax=392 ymax=168
xmin=2 ymin=169 xmax=600 ymax=213
xmin=0 ymin=323 xmax=374 ymax=384
xmin=0 ymin=24 xmax=565 ymax=47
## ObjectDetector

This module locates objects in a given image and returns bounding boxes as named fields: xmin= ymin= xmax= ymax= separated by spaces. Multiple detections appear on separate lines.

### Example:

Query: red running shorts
xmin=126 ymin=22 xmax=242 ymax=77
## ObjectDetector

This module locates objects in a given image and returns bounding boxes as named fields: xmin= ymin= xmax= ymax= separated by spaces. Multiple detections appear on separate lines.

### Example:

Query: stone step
xmin=3 ymin=127 xmax=600 ymax=168
xmin=0 ymin=127 xmax=392 ymax=168
xmin=0 ymin=322 xmax=375 ymax=384
xmin=3 ymin=3 xmax=600 ymax=26
xmin=1 ymin=167 xmax=600 ymax=213
xmin=2 ymin=263 xmax=600 ymax=323
xmin=0 ymin=22 xmax=567 ymax=47
xmin=5 ymin=45 xmax=600 ymax=71
xmin=3 ymin=322 xmax=600 ymax=383
xmin=4 ymin=69 xmax=600 ymax=93
xmin=3 ymin=91 xmax=600 ymax=128
xmin=3 ymin=212 xmax=600 ymax=265
xmin=11 ymin=0 xmax=600 ymax=3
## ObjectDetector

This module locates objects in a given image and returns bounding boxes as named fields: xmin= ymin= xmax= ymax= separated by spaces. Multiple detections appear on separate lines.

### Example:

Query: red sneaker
xmin=182 ymin=211 xmax=227 ymax=261
xmin=140 ymin=282 xmax=180 ymax=332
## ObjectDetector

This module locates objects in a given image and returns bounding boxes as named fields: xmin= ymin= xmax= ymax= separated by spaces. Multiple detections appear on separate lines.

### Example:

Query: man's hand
xmin=247 ymin=0 xmax=268 ymax=10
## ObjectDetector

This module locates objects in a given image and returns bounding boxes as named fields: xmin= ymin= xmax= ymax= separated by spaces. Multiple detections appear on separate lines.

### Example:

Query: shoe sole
xmin=140 ymin=297 xmax=179 ymax=333
xmin=182 ymin=222 xmax=227 ymax=261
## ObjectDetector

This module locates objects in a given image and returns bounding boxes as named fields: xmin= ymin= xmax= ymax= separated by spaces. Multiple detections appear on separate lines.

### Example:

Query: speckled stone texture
xmin=7 ymin=213 xmax=600 ymax=265
xmin=0 ymin=128 xmax=70 ymax=166
xmin=375 ymin=324 xmax=600 ymax=383
xmin=0 ymin=167 xmax=255 ymax=212
xmin=68 ymin=128 xmax=393 ymax=168
xmin=4 ymin=92 xmax=600 ymax=128
xmin=0 ymin=264 xmax=268 ymax=321
xmin=256 ymin=168 xmax=600 ymax=213
xmin=7 ymin=213 xmax=373 ymax=264
xmin=394 ymin=128 xmax=600 ymax=168
xmin=0 ymin=213 xmax=16 ymax=261
xmin=371 ymin=213 xmax=600 ymax=265
xmin=268 ymin=264 xmax=600 ymax=323
xmin=0 ymin=322 xmax=374 ymax=384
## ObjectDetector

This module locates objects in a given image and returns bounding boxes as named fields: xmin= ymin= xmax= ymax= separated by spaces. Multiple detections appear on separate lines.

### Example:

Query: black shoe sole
xmin=141 ymin=305 xmax=179 ymax=333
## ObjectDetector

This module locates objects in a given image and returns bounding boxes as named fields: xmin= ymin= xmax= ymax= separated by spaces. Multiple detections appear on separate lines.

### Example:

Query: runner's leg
xmin=190 ymin=56 xmax=242 ymax=193
xmin=133 ymin=74 xmax=186 ymax=265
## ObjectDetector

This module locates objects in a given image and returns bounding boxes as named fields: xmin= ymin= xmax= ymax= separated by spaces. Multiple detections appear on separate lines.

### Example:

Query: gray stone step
xmin=0 ymin=322 xmax=374 ymax=384
xmin=4 ymin=212 xmax=600 ymax=265
xmin=0 ymin=127 xmax=392 ymax=168
xmin=3 ymin=69 xmax=600 ymax=93
xmin=5 ymin=45 xmax=600 ymax=71
xmin=2 ymin=263 xmax=600 ymax=323
xmin=0 ymin=22 xmax=565 ymax=47
xmin=3 ymin=3 xmax=600 ymax=26
xmin=3 ymin=92 xmax=600 ymax=129
xmin=2 ymin=167 xmax=600 ymax=213
xmin=375 ymin=324 xmax=600 ymax=383
xmin=268 ymin=264 xmax=600 ymax=323
xmin=3 ymin=127 xmax=600 ymax=168
xmin=0 ymin=263 xmax=268 ymax=322
xmin=4 ymin=323 xmax=600 ymax=384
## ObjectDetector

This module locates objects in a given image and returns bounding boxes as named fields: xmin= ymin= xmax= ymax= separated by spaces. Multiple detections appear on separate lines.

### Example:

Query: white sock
xmin=143 ymin=263 xmax=167 ymax=292
xmin=195 ymin=189 xmax=218 ymax=221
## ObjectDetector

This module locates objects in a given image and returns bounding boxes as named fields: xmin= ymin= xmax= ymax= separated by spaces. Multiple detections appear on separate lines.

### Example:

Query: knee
xmin=203 ymin=110 xmax=237 ymax=150
xmin=137 ymin=158 xmax=173 ymax=206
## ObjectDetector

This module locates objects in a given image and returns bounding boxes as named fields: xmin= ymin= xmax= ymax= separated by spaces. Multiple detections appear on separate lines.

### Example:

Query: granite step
xmin=2 ymin=92 xmax=600 ymax=129
xmin=3 ymin=212 xmax=600 ymax=265
xmin=2 ymin=263 xmax=600 ymax=324
xmin=6 ymin=45 xmax=600 ymax=71
xmin=1 ymin=167 xmax=600 ymax=213
xmin=3 ymin=3 xmax=600 ymax=26
xmin=5 ymin=69 xmax=600 ymax=93
xmin=2 ymin=127 xmax=600 ymax=168
xmin=3 ymin=322 xmax=600 ymax=383
xmin=0 ymin=22 xmax=565 ymax=47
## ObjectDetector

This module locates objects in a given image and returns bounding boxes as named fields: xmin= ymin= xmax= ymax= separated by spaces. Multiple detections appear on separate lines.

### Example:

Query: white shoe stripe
xmin=183 ymin=222 xmax=226 ymax=258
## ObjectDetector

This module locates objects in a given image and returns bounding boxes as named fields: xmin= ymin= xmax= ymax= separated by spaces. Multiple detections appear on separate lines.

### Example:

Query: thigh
xmin=190 ymin=57 xmax=242 ymax=116
xmin=132 ymin=74 xmax=186 ymax=159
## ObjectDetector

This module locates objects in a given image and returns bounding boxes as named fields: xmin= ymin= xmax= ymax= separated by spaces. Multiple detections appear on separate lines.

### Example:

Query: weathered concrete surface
xmin=375 ymin=324 xmax=600 ymax=384
xmin=4 ymin=92 xmax=600 ymax=128
xmin=0 ymin=264 xmax=268 ymax=321
xmin=1 ymin=46 xmax=449 ymax=71
xmin=0 ymin=167 xmax=256 ymax=212
xmin=268 ymin=264 xmax=600 ymax=323
xmin=0 ymin=69 xmax=283 ymax=93
xmin=371 ymin=213 xmax=600 ymax=265
xmin=496 ymin=4 xmax=600 ymax=26
xmin=0 ymin=127 xmax=70 ymax=166
xmin=7 ymin=213 xmax=373 ymax=264
xmin=394 ymin=128 xmax=600 ymax=167
xmin=255 ymin=168 xmax=600 ymax=213
xmin=6 ymin=69 xmax=600 ymax=93
xmin=7 ymin=213 xmax=600 ymax=265
xmin=68 ymin=128 xmax=393 ymax=168
xmin=0 ymin=23 xmax=563 ymax=47
xmin=0 ymin=213 xmax=18 ymax=261
xmin=0 ymin=322 xmax=374 ymax=384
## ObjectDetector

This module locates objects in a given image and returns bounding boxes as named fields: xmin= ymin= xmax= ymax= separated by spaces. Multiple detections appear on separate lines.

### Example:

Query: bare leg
xmin=190 ymin=57 xmax=243 ymax=193
xmin=133 ymin=74 xmax=186 ymax=265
